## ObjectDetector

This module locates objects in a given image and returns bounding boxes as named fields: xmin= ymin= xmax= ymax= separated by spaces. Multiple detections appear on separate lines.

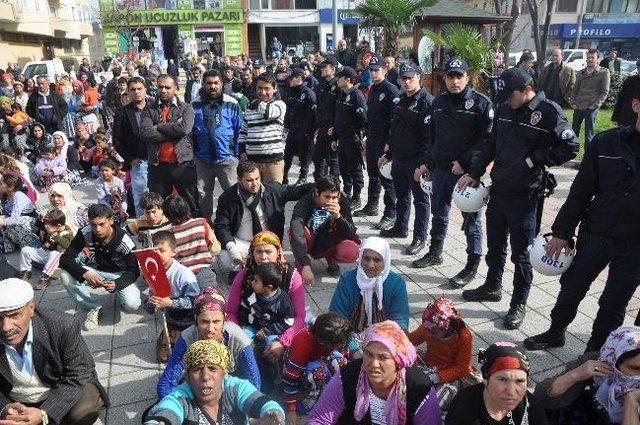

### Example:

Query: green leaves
xmin=424 ymin=23 xmax=491 ymax=76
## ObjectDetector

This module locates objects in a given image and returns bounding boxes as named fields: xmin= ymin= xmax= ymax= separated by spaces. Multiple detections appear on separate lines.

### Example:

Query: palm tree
xmin=355 ymin=0 xmax=437 ymax=57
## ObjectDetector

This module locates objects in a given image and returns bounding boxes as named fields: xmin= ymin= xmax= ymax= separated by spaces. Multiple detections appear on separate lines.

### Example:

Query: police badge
xmin=530 ymin=111 xmax=542 ymax=126
xmin=379 ymin=93 xmax=385 ymax=101
xmin=346 ymin=94 xmax=351 ymax=102
xmin=465 ymin=99 xmax=474 ymax=110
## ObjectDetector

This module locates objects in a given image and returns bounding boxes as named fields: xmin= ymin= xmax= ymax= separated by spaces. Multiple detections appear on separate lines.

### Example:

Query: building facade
xmin=0 ymin=0 xmax=94 ymax=67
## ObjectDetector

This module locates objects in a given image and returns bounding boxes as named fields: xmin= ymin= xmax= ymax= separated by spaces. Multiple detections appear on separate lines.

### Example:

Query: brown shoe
xmin=18 ymin=271 xmax=32 ymax=281
xmin=34 ymin=276 xmax=52 ymax=291
xmin=156 ymin=332 xmax=170 ymax=363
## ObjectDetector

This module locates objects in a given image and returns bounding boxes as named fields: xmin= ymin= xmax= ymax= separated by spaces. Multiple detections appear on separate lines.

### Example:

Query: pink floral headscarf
xmin=595 ymin=326 xmax=640 ymax=423
xmin=421 ymin=296 xmax=460 ymax=332
xmin=355 ymin=320 xmax=417 ymax=425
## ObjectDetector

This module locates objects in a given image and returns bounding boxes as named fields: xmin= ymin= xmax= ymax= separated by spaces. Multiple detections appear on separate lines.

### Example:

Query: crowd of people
xmin=0 ymin=38 xmax=639 ymax=425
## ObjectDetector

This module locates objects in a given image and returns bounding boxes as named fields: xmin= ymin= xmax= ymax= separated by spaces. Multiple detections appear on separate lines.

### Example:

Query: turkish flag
xmin=133 ymin=248 xmax=172 ymax=298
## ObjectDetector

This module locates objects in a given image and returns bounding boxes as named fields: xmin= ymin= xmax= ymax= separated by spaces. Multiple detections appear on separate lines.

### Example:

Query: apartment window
xmin=294 ymin=0 xmax=315 ymax=8
xmin=557 ymin=0 xmax=578 ymax=11
xmin=586 ymin=0 xmax=606 ymax=12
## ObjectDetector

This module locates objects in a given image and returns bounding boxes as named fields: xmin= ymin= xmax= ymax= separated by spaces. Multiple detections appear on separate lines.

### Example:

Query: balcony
xmin=0 ymin=0 xmax=22 ymax=23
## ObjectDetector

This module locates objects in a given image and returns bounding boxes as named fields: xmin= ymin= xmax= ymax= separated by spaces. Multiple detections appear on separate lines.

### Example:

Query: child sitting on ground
xmin=408 ymin=296 xmax=477 ymax=411
xmin=19 ymin=209 xmax=73 ymax=290
xmin=282 ymin=312 xmax=361 ymax=422
xmin=238 ymin=262 xmax=294 ymax=344
xmin=4 ymin=103 xmax=30 ymax=133
xmin=144 ymin=230 xmax=200 ymax=363
xmin=96 ymin=158 xmax=127 ymax=224
xmin=34 ymin=146 xmax=67 ymax=191
xmin=125 ymin=192 xmax=170 ymax=248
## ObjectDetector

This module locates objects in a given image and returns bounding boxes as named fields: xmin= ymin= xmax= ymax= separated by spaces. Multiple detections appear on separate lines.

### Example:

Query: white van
xmin=560 ymin=49 xmax=588 ymax=71
xmin=22 ymin=58 xmax=66 ymax=82
xmin=508 ymin=51 xmax=538 ymax=67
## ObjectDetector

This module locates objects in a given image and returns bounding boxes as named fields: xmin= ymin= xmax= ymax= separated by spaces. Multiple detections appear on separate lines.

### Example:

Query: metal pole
xmin=332 ymin=0 xmax=338 ymax=51
xmin=575 ymin=0 xmax=587 ymax=48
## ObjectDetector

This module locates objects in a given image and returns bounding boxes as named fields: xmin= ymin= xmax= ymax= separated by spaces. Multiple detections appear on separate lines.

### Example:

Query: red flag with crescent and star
xmin=133 ymin=248 xmax=171 ymax=298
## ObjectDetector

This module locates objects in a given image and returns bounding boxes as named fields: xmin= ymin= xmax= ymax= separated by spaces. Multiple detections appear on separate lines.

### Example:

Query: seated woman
xmin=52 ymin=131 xmax=83 ymax=173
xmin=0 ymin=173 xmax=40 ymax=255
xmin=534 ymin=326 xmax=640 ymax=425
xmin=308 ymin=320 xmax=441 ymax=425
xmin=44 ymin=182 xmax=88 ymax=233
xmin=145 ymin=340 xmax=285 ymax=425
xmin=329 ymin=236 xmax=409 ymax=332
xmin=24 ymin=122 xmax=52 ymax=165
xmin=282 ymin=312 xmax=362 ymax=423
xmin=157 ymin=286 xmax=260 ymax=398
xmin=409 ymin=296 xmax=476 ymax=411
xmin=34 ymin=145 xmax=67 ymax=190
xmin=0 ymin=150 xmax=37 ymax=204
xmin=227 ymin=231 xmax=306 ymax=390
xmin=446 ymin=341 xmax=548 ymax=425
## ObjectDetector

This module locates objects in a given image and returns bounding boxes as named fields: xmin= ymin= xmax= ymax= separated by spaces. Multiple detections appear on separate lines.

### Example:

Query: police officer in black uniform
xmin=283 ymin=67 xmax=317 ymax=185
xmin=525 ymin=81 xmax=640 ymax=352
xmin=459 ymin=68 xmax=579 ymax=330
xmin=379 ymin=63 xmax=433 ymax=255
xmin=333 ymin=66 xmax=367 ymax=209
xmin=413 ymin=58 xmax=492 ymax=289
xmin=313 ymin=56 xmax=340 ymax=182
xmin=252 ymin=59 xmax=266 ymax=77
xmin=300 ymin=61 xmax=319 ymax=91
xmin=354 ymin=56 xmax=400 ymax=231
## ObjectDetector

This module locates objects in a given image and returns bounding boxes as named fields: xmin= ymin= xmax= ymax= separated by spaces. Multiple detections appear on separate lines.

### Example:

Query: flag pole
xmin=160 ymin=308 xmax=171 ymax=356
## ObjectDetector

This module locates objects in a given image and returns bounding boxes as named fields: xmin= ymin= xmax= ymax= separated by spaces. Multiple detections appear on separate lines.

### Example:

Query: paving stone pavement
xmin=6 ymin=163 xmax=640 ymax=424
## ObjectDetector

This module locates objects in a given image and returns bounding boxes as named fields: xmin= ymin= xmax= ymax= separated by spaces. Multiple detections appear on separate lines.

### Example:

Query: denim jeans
xmin=572 ymin=108 xmax=598 ymax=144
xmin=60 ymin=267 xmax=142 ymax=312
xmin=130 ymin=160 xmax=149 ymax=218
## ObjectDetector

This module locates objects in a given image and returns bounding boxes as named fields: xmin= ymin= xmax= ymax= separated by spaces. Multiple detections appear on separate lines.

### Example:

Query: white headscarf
xmin=51 ymin=131 xmax=69 ymax=160
xmin=356 ymin=237 xmax=391 ymax=326
xmin=48 ymin=182 xmax=83 ymax=232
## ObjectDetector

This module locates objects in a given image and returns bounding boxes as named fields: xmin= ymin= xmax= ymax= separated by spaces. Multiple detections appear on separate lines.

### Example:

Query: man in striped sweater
xmin=239 ymin=73 xmax=287 ymax=183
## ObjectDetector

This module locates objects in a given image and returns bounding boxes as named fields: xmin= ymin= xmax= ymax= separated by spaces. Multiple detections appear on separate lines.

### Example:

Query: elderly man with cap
xmin=0 ymin=278 xmax=107 ymax=425
xmin=458 ymin=67 xmax=578 ymax=330
xmin=413 ymin=58 xmax=493 ymax=289
xmin=283 ymin=67 xmax=317 ymax=185
xmin=354 ymin=56 xmax=400 ymax=230
xmin=379 ymin=62 xmax=433 ymax=256
xmin=333 ymin=66 xmax=368 ymax=211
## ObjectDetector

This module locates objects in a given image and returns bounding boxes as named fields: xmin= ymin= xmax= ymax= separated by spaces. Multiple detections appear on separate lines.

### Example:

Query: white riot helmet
xmin=452 ymin=181 xmax=489 ymax=213
xmin=528 ymin=233 xmax=575 ymax=276
xmin=379 ymin=161 xmax=392 ymax=180
xmin=420 ymin=174 xmax=432 ymax=195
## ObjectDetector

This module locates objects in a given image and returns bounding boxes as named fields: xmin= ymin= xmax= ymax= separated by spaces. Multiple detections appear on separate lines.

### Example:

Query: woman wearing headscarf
xmin=535 ymin=326 xmax=640 ymax=425
xmin=409 ymin=296 xmax=476 ymax=411
xmin=24 ymin=122 xmax=52 ymax=165
xmin=157 ymin=286 xmax=260 ymax=398
xmin=44 ymin=182 xmax=88 ymax=233
xmin=329 ymin=236 xmax=409 ymax=332
xmin=226 ymin=231 xmax=306 ymax=390
xmin=308 ymin=320 xmax=440 ymax=425
xmin=446 ymin=341 xmax=548 ymax=425
xmin=52 ymin=131 xmax=83 ymax=174
xmin=144 ymin=340 xmax=285 ymax=425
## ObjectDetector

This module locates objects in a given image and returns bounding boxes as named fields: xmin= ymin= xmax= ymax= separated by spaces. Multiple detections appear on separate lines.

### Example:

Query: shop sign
xmin=100 ymin=8 xmax=243 ymax=25
xmin=224 ymin=23 xmax=242 ymax=56
xmin=549 ymin=23 xmax=640 ymax=38
xmin=318 ymin=8 xmax=361 ymax=25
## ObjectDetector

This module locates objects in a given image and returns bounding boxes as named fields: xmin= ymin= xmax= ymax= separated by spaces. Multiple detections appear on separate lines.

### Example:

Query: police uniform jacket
xmin=367 ymin=79 xmax=400 ymax=138
xmin=472 ymin=92 xmax=578 ymax=194
xmin=283 ymin=84 xmax=317 ymax=136
xmin=334 ymin=86 xmax=367 ymax=140
xmin=552 ymin=126 xmax=640 ymax=243
xmin=386 ymin=88 xmax=433 ymax=161
xmin=426 ymin=86 xmax=492 ymax=171
xmin=305 ymin=74 xmax=319 ymax=91
xmin=315 ymin=77 xmax=338 ymax=128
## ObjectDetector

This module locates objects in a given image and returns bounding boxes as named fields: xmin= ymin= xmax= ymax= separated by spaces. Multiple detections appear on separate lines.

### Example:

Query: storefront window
xmin=586 ymin=0 xmax=605 ymax=12
xmin=556 ymin=0 xmax=578 ymax=12
xmin=294 ymin=0 xmax=316 ymax=8
xmin=272 ymin=0 xmax=292 ymax=8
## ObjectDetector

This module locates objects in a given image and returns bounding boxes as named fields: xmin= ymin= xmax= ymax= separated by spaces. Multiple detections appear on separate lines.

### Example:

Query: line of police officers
xmin=274 ymin=53 xmax=640 ymax=349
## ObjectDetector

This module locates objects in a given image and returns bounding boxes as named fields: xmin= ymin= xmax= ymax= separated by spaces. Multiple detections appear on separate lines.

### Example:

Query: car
xmin=620 ymin=59 xmax=638 ymax=75
xmin=22 ymin=58 xmax=65 ymax=82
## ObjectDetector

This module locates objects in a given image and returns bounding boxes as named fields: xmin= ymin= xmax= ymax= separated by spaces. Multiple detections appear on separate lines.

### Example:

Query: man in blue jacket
xmin=192 ymin=69 xmax=244 ymax=221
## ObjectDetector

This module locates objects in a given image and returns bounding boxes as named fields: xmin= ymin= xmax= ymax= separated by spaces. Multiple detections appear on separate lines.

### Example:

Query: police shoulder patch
xmin=488 ymin=108 xmax=494 ymax=119
xmin=561 ymin=129 xmax=575 ymax=140
xmin=392 ymin=97 xmax=400 ymax=104
xmin=465 ymin=99 xmax=474 ymax=110
xmin=530 ymin=111 xmax=542 ymax=126
xmin=424 ymin=115 xmax=431 ymax=124
xmin=301 ymin=93 xmax=306 ymax=100
xmin=379 ymin=92 xmax=385 ymax=101
xmin=346 ymin=94 xmax=351 ymax=102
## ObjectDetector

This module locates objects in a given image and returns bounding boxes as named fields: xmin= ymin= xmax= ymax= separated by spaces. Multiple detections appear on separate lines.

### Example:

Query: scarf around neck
xmin=237 ymin=184 xmax=264 ymax=236
xmin=355 ymin=237 xmax=391 ymax=327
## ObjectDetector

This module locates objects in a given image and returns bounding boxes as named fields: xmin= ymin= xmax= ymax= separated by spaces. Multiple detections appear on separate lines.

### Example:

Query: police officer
xmin=252 ymin=59 xmax=266 ymax=77
xmin=459 ymin=68 xmax=579 ymax=330
xmin=524 ymin=82 xmax=640 ymax=352
xmin=378 ymin=63 xmax=433 ymax=255
xmin=354 ymin=56 xmax=400 ymax=232
xmin=283 ymin=67 xmax=317 ymax=185
xmin=412 ymin=58 xmax=492 ymax=289
xmin=300 ymin=61 xmax=319 ymax=91
xmin=313 ymin=56 xmax=340 ymax=182
xmin=333 ymin=66 xmax=367 ymax=209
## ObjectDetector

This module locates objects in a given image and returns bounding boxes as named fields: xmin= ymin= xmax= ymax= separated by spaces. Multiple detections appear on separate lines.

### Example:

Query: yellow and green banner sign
xmin=100 ymin=8 xmax=242 ymax=25
xmin=224 ymin=23 xmax=242 ymax=56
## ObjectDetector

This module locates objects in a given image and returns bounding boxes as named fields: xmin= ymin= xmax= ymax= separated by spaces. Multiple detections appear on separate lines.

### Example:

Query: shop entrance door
xmin=162 ymin=26 xmax=178 ymax=61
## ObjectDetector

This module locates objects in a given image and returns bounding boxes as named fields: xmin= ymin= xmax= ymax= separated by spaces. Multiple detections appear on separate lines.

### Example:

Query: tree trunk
xmin=502 ymin=0 xmax=522 ymax=59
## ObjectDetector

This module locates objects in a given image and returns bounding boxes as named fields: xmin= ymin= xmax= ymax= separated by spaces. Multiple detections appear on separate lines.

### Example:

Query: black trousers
xmin=148 ymin=161 xmax=201 ymax=217
xmin=338 ymin=136 xmax=364 ymax=198
xmin=550 ymin=234 xmax=640 ymax=351
xmin=284 ymin=127 xmax=313 ymax=181
xmin=313 ymin=126 xmax=340 ymax=182
xmin=365 ymin=135 xmax=396 ymax=218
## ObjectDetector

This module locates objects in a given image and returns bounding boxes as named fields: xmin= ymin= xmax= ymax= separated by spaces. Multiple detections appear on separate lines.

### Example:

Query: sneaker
xmin=375 ymin=216 xmax=396 ymax=231
xmin=50 ymin=268 xmax=62 ymax=279
xmin=379 ymin=227 xmax=408 ymax=239
xmin=83 ymin=308 xmax=101 ymax=331
xmin=523 ymin=329 xmax=566 ymax=350
xmin=327 ymin=263 xmax=341 ymax=277
xmin=405 ymin=239 xmax=425 ymax=255
xmin=462 ymin=285 xmax=502 ymax=302
xmin=18 ymin=270 xmax=32 ymax=281
xmin=34 ymin=276 xmax=52 ymax=291
xmin=504 ymin=304 xmax=526 ymax=330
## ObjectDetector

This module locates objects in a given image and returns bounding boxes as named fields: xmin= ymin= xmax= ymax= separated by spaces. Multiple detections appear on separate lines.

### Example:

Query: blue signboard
xmin=319 ymin=8 xmax=361 ymax=25
xmin=549 ymin=23 xmax=640 ymax=38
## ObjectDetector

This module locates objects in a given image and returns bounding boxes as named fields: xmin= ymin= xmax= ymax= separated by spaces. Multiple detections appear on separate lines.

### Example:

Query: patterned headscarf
xmin=479 ymin=341 xmax=530 ymax=379
xmin=355 ymin=321 xmax=417 ymax=425
xmin=422 ymin=296 xmax=461 ymax=332
xmin=595 ymin=326 xmax=640 ymax=423
xmin=193 ymin=286 xmax=226 ymax=317
xmin=184 ymin=340 xmax=231 ymax=373
xmin=242 ymin=231 xmax=287 ymax=297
